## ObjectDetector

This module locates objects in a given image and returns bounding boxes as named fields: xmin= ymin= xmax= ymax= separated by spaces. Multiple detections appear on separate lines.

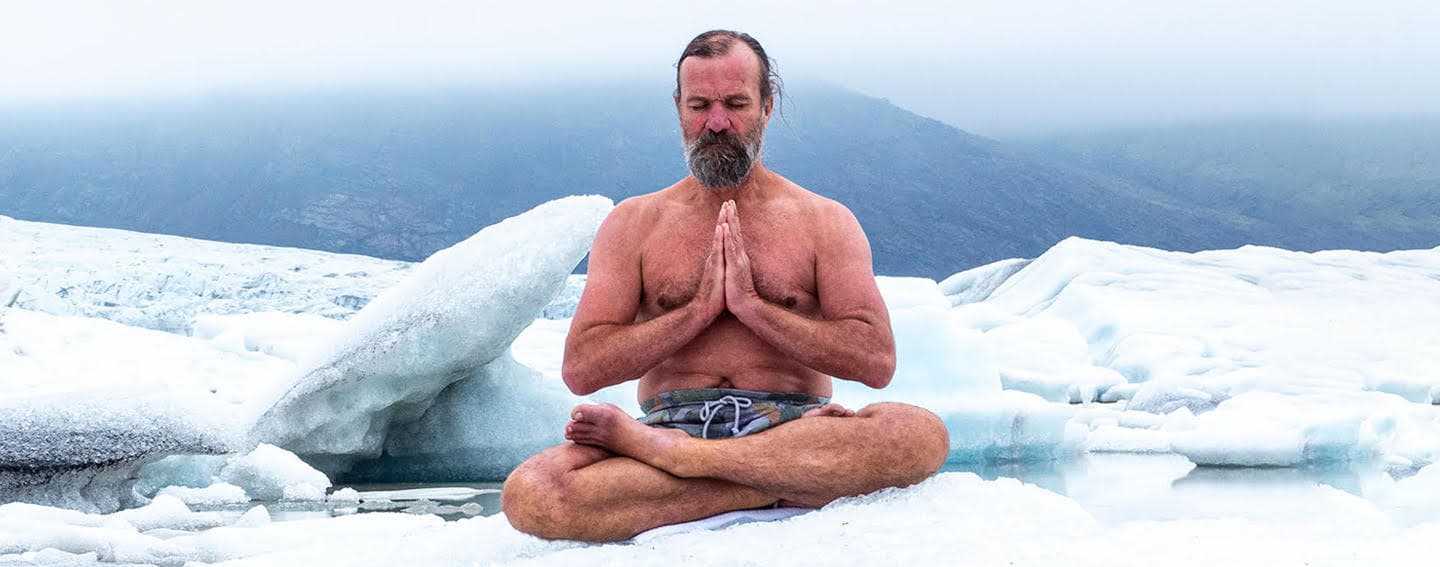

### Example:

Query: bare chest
xmin=640 ymin=212 xmax=817 ymax=315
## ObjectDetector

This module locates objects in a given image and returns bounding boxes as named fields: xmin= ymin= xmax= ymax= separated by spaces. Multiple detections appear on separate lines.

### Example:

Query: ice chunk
xmin=218 ymin=444 xmax=331 ymax=502
xmin=233 ymin=505 xmax=272 ymax=528
xmin=157 ymin=483 xmax=249 ymax=506
xmin=1170 ymin=392 xmax=1391 ymax=466
xmin=114 ymin=494 xmax=227 ymax=532
xmin=936 ymin=392 xmax=1084 ymax=463
xmin=249 ymin=196 xmax=612 ymax=475
xmin=326 ymin=488 xmax=360 ymax=504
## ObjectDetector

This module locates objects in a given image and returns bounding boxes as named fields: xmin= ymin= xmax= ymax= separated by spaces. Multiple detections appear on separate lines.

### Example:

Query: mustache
xmin=692 ymin=130 xmax=745 ymax=150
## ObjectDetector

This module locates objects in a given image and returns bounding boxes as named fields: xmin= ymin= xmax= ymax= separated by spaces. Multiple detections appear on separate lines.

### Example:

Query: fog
xmin=2 ymin=0 xmax=1437 ymax=136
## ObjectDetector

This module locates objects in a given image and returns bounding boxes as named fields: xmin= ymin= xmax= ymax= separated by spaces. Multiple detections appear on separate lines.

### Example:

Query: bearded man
xmin=501 ymin=30 xmax=950 ymax=542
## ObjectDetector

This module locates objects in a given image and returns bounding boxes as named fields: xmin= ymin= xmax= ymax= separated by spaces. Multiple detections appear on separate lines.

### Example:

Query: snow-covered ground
xmin=2 ymin=206 xmax=1439 ymax=565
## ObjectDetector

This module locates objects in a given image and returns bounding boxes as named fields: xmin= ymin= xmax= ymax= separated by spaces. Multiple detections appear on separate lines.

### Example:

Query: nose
xmin=704 ymin=105 xmax=731 ymax=133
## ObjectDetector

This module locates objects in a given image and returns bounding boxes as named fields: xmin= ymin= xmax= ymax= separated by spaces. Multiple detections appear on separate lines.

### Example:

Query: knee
xmin=862 ymin=403 xmax=950 ymax=478
xmin=502 ymin=458 xmax=576 ymax=540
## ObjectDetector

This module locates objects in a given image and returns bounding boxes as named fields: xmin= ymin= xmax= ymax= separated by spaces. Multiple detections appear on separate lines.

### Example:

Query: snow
xmin=0 ymin=472 xmax=1404 ymax=566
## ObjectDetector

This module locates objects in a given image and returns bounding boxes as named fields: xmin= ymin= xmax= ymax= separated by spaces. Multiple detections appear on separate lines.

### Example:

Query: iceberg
xmin=248 ymin=196 xmax=612 ymax=477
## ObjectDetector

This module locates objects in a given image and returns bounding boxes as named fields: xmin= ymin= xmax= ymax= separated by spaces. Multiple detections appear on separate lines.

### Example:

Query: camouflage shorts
xmin=638 ymin=388 xmax=829 ymax=440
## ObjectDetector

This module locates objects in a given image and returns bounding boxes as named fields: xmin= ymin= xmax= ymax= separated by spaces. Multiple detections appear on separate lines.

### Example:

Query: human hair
xmin=674 ymin=30 xmax=783 ymax=105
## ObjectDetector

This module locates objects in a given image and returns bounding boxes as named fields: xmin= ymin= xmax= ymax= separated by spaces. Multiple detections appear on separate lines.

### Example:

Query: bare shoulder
xmin=595 ymin=189 xmax=669 ymax=247
xmin=776 ymin=179 xmax=866 ymax=245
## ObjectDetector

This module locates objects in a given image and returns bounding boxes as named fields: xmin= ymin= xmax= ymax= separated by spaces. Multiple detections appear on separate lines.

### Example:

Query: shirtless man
xmin=501 ymin=30 xmax=950 ymax=542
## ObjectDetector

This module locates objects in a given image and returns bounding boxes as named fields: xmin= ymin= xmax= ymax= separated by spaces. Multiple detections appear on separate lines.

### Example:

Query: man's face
xmin=676 ymin=46 xmax=773 ymax=189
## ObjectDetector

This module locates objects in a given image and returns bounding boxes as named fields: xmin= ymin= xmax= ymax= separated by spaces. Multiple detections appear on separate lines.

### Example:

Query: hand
xmin=694 ymin=205 xmax=728 ymax=322
xmin=720 ymin=200 xmax=760 ymax=318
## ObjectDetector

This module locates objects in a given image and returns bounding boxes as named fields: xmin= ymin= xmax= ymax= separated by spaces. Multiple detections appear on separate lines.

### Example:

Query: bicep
xmin=568 ymin=205 xmax=643 ymax=339
xmin=815 ymin=204 xmax=891 ymax=329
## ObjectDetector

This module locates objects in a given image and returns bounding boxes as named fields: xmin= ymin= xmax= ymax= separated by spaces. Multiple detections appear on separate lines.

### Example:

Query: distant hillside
xmin=3 ymin=84 xmax=1424 ymax=279
xmin=1018 ymin=118 xmax=1440 ymax=252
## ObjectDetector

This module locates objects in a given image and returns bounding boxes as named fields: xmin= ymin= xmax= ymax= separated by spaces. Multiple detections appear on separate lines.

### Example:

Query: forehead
xmin=678 ymin=46 xmax=762 ymax=99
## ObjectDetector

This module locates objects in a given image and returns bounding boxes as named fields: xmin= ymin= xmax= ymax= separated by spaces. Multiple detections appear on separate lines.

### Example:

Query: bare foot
xmin=564 ymin=403 xmax=693 ymax=475
xmin=803 ymin=403 xmax=855 ymax=418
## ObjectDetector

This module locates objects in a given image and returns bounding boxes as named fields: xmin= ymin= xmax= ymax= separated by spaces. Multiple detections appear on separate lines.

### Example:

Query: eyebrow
xmin=685 ymin=94 xmax=753 ymax=104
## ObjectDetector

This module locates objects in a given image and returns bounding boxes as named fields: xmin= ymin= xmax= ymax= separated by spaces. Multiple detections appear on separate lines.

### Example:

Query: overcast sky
xmin=2 ymin=0 xmax=1437 ymax=136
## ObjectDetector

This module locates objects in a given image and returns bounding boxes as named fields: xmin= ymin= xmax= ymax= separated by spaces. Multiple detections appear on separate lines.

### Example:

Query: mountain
xmin=1017 ymin=118 xmax=1440 ymax=252
xmin=3 ymin=83 xmax=1427 ymax=279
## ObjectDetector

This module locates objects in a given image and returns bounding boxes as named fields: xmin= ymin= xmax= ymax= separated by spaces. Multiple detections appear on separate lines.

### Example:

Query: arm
xmin=720 ymin=200 xmax=896 ymax=388
xmin=561 ymin=200 xmax=727 ymax=395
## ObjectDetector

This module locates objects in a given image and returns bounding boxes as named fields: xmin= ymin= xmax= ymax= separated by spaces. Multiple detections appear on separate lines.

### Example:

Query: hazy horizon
xmin=4 ymin=1 xmax=1438 ymax=137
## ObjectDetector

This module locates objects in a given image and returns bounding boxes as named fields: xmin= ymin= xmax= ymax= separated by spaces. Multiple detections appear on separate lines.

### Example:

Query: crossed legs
xmin=502 ymin=402 xmax=949 ymax=542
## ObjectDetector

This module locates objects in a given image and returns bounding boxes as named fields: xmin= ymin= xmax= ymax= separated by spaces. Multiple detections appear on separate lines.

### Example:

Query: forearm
xmin=732 ymin=299 xmax=895 ymax=388
xmin=562 ymin=305 xmax=713 ymax=395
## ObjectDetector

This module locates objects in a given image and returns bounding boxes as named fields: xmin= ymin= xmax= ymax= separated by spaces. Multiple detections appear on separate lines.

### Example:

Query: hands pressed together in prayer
xmin=696 ymin=200 xmax=763 ymax=323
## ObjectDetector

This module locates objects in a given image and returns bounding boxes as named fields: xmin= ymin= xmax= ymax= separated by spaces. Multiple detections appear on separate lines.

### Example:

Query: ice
xmin=539 ymin=275 xmax=588 ymax=319
xmin=0 ymin=307 xmax=258 ymax=512
xmin=249 ymin=196 xmax=612 ymax=475
xmin=0 ymin=388 xmax=238 ymax=512
xmin=190 ymin=312 xmax=343 ymax=364
xmin=215 ymin=444 xmax=330 ymax=502
xmin=938 ymin=257 xmax=1032 ymax=305
xmin=963 ymin=237 xmax=1440 ymax=467
xmin=187 ymin=471 xmax=1437 ymax=566
xmin=133 ymin=456 xmax=229 ymax=499
xmin=113 ymin=494 xmax=227 ymax=532
xmin=981 ymin=317 xmax=1126 ymax=403
xmin=347 ymin=353 xmax=579 ymax=481
xmin=1168 ymin=392 xmax=1391 ymax=466
xmin=865 ymin=277 xmax=1002 ymax=400
xmin=156 ymin=484 xmax=250 ymax=507
xmin=0 ymin=196 xmax=610 ymax=512
xmin=0 ymin=216 xmax=413 ymax=334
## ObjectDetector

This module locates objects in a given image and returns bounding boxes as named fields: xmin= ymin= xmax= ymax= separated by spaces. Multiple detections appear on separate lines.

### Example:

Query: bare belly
xmin=636 ymin=313 xmax=830 ymax=402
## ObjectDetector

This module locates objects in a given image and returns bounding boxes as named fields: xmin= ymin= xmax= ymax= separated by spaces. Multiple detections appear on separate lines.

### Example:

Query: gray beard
xmin=684 ymin=130 xmax=764 ymax=190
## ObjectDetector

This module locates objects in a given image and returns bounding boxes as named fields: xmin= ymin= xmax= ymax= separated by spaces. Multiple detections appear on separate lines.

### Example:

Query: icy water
xmin=207 ymin=455 xmax=1415 ymax=527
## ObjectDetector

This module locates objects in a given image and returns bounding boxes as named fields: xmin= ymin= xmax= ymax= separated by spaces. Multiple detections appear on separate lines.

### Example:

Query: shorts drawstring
xmin=698 ymin=395 xmax=754 ymax=439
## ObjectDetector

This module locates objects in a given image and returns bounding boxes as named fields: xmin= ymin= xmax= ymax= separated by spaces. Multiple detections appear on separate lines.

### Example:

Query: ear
xmin=762 ymin=97 xmax=774 ymax=122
